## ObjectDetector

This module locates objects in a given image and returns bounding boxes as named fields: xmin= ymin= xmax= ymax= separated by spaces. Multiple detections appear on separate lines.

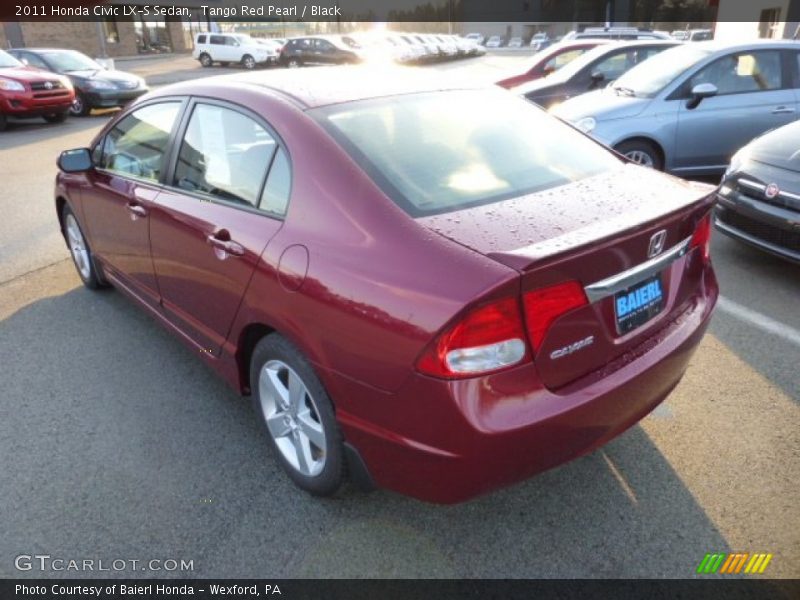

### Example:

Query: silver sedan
xmin=552 ymin=40 xmax=800 ymax=176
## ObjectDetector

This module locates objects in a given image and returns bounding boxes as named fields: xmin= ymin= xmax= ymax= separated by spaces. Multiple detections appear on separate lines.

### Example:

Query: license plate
xmin=614 ymin=275 xmax=664 ymax=334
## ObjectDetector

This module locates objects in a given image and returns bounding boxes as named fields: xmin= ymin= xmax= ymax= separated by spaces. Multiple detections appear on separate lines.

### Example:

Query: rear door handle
xmin=126 ymin=202 xmax=147 ymax=218
xmin=206 ymin=232 xmax=245 ymax=257
xmin=771 ymin=106 xmax=795 ymax=114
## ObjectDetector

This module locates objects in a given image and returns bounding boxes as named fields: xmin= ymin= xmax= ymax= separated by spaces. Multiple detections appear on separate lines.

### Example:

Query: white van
xmin=193 ymin=33 xmax=279 ymax=69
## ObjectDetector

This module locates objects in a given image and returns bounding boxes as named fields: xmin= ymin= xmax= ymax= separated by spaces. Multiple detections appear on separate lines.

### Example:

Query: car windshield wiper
xmin=613 ymin=86 xmax=637 ymax=97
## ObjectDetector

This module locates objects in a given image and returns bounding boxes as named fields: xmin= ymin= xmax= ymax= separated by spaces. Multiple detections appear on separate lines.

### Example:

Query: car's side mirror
xmin=543 ymin=64 xmax=556 ymax=75
xmin=687 ymin=82 xmax=718 ymax=109
xmin=58 ymin=148 xmax=93 ymax=173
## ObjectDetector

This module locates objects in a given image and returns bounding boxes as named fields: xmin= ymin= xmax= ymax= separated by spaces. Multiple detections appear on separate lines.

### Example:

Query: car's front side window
xmin=99 ymin=102 xmax=181 ymax=182
xmin=173 ymin=103 xmax=279 ymax=209
xmin=689 ymin=51 xmax=783 ymax=95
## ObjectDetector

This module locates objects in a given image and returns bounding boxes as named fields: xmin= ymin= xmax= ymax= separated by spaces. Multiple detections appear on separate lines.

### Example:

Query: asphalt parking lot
xmin=1 ymin=54 xmax=798 ymax=579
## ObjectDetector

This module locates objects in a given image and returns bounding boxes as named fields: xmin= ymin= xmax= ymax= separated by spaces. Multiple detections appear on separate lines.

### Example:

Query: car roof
xmin=159 ymin=67 xmax=484 ymax=110
xmin=10 ymin=48 xmax=80 ymax=53
xmin=686 ymin=39 xmax=800 ymax=52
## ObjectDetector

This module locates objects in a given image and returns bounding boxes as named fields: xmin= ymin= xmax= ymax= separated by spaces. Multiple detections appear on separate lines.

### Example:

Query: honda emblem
xmin=648 ymin=230 xmax=667 ymax=258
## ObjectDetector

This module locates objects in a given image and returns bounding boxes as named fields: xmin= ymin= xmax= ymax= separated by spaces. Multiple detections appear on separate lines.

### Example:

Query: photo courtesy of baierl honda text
xmin=0 ymin=0 xmax=798 ymax=598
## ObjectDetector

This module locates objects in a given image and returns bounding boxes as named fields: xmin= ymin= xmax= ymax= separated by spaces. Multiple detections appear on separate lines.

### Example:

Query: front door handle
xmin=206 ymin=232 xmax=245 ymax=257
xmin=772 ymin=106 xmax=795 ymax=114
xmin=126 ymin=202 xmax=147 ymax=218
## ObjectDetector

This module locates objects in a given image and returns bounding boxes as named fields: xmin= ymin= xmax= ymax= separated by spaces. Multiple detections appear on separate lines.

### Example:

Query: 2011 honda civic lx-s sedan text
xmin=55 ymin=69 xmax=718 ymax=504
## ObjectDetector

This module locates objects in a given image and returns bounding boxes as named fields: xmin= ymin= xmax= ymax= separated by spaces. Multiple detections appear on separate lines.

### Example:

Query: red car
xmin=496 ymin=40 xmax=609 ymax=89
xmin=0 ymin=48 xmax=74 ymax=131
xmin=55 ymin=69 xmax=718 ymax=504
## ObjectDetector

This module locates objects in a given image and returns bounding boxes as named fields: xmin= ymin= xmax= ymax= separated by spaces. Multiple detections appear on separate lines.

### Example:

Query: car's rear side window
xmin=173 ymin=103 xmax=282 ymax=210
xmin=197 ymin=34 xmax=206 ymax=44
xmin=314 ymin=88 xmax=621 ymax=217
xmin=210 ymin=35 xmax=224 ymax=45
xmin=98 ymin=102 xmax=181 ymax=182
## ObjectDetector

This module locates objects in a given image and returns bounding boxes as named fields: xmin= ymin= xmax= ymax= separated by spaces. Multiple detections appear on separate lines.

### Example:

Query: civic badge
xmin=765 ymin=183 xmax=780 ymax=199
xmin=648 ymin=230 xmax=667 ymax=258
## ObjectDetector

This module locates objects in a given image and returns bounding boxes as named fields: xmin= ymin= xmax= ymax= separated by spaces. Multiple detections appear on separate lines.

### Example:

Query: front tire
xmin=62 ymin=206 xmax=106 ymax=289
xmin=69 ymin=93 xmax=90 ymax=117
xmin=251 ymin=334 xmax=345 ymax=496
xmin=615 ymin=139 xmax=663 ymax=170
xmin=199 ymin=53 xmax=213 ymax=67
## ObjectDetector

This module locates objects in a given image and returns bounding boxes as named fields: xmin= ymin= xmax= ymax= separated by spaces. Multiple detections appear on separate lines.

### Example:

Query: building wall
xmin=715 ymin=0 xmax=796 ymax=40
xmin=10 ymin=21 xmax=139 ymax=56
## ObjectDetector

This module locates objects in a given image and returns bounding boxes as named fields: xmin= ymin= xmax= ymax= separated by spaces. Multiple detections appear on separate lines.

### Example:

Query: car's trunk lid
xmin=418 ymin=164 xmax=714 ymax=389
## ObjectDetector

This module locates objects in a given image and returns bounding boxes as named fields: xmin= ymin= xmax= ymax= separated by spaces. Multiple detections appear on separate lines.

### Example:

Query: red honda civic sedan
xmin=55 ymin=68 xmax=718 ymax=504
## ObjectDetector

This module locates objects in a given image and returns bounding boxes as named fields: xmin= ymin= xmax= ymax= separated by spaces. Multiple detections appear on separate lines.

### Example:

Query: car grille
xmin=737 ymin=179 xmax=800 ymax=213
xmin=30 ymin=80 xmax=64 ymax=91
xmin=718 ymin=209 xmax=800 ymax=250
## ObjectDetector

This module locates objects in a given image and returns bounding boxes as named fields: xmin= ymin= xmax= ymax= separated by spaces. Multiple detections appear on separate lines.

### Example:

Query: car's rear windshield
xmin=313 ymin=88 xmax=621 ymax=217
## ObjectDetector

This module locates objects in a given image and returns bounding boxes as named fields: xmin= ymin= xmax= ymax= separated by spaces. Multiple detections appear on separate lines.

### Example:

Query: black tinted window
xmin=259 ymin=148 xmax=291 ymax=216
xmin=197 ymin=34 xmax=206 ymax=44
xmin=174 ymin=103 xmax=276 ymax=208
xmin=100 ymin=102 xmax=181 ymax=181
xmin=210 ymin=35 xmax=224 ymax=45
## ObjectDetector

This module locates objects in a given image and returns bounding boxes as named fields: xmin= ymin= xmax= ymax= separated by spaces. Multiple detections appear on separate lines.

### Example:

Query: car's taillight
xmin=416 ymin=297 xmax=529 ymax=378
xmin=523 ymin=281 xmax=588 ymax=350
xmin=690 ymin=213 xmax=712 ymax=261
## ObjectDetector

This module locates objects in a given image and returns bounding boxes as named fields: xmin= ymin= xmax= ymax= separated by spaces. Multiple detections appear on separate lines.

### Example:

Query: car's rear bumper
xmin=332 ymin=264 xmax=718 ymax=504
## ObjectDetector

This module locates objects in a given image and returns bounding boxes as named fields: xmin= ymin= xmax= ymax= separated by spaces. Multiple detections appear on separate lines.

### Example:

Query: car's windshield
xmin=611 ymin=45 xmax=713 ymax=97
xmin=0 ymin=49 xmax=23 ymax=68
xmin=314 ymin=88 xmax=621 ymax=217
xmin=40 ymin=50 xmax=101 ymax=72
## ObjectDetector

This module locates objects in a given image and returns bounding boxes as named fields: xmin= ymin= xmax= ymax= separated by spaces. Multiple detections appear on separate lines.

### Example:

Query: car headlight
xmin=0 ymin=77 xmax=25 ymax=92
xmin=574 ymin=117 xmax=597 ymax=134
xmin=725 ymin=148 xmax=748 ymax=177
xmin=87 ymin=79 xmax=115 ymax=90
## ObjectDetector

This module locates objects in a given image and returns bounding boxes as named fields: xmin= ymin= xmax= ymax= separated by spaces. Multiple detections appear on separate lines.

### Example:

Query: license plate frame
xmin=614 ymin=275 xmax=665 ymax=335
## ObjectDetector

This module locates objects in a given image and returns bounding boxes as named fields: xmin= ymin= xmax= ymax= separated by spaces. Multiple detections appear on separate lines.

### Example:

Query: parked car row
xmin=193 ymin=32 xmax=484 ymax=70
xmin=0 ymin=47 xmax=148 ymax=130
xmin=472 ymin=27 xmax=671 ymax=49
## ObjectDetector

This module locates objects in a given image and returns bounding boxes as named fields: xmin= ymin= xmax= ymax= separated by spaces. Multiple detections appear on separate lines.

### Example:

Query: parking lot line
xmin=717 ymin=295 xmax=800 ymax=348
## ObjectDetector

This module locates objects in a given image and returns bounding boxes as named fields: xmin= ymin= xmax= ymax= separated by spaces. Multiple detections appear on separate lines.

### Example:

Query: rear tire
xmin=286 ymin=58 xmax=302 ymax=69
xmin=615 ymin=139 xmax=663 ymax=171
xmin=242 ymin=54 xmax=256 ymax=70
xmin=199 ymin=53 xmax=213 ymax=67
xmin=62 ymin=205 xmax=107 ymax=289
xmin=43 ymin=111 xmax=68 ymax=123
xmin=251 ymin=334 xmax=345 ymax=497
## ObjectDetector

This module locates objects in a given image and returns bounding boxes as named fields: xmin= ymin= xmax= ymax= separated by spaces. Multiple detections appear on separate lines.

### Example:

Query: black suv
xmin=279 ymin=36 xmax=361 ymax=68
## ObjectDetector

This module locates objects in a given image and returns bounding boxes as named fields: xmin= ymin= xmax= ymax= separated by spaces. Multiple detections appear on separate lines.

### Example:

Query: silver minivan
xmin=553 ymin=41 xmax=800 ymax=175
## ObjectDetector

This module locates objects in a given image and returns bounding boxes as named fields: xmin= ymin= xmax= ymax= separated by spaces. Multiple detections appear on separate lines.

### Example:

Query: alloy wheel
xmin=259 ymin=360 xmax=327 ymax=477
xmin=69 ymin=96 xmax=84 ymax=116
xmin=65 ymin=214 xmax=91 ymax=280
xmin=624 ymin=150 xmax=655 ymax=168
